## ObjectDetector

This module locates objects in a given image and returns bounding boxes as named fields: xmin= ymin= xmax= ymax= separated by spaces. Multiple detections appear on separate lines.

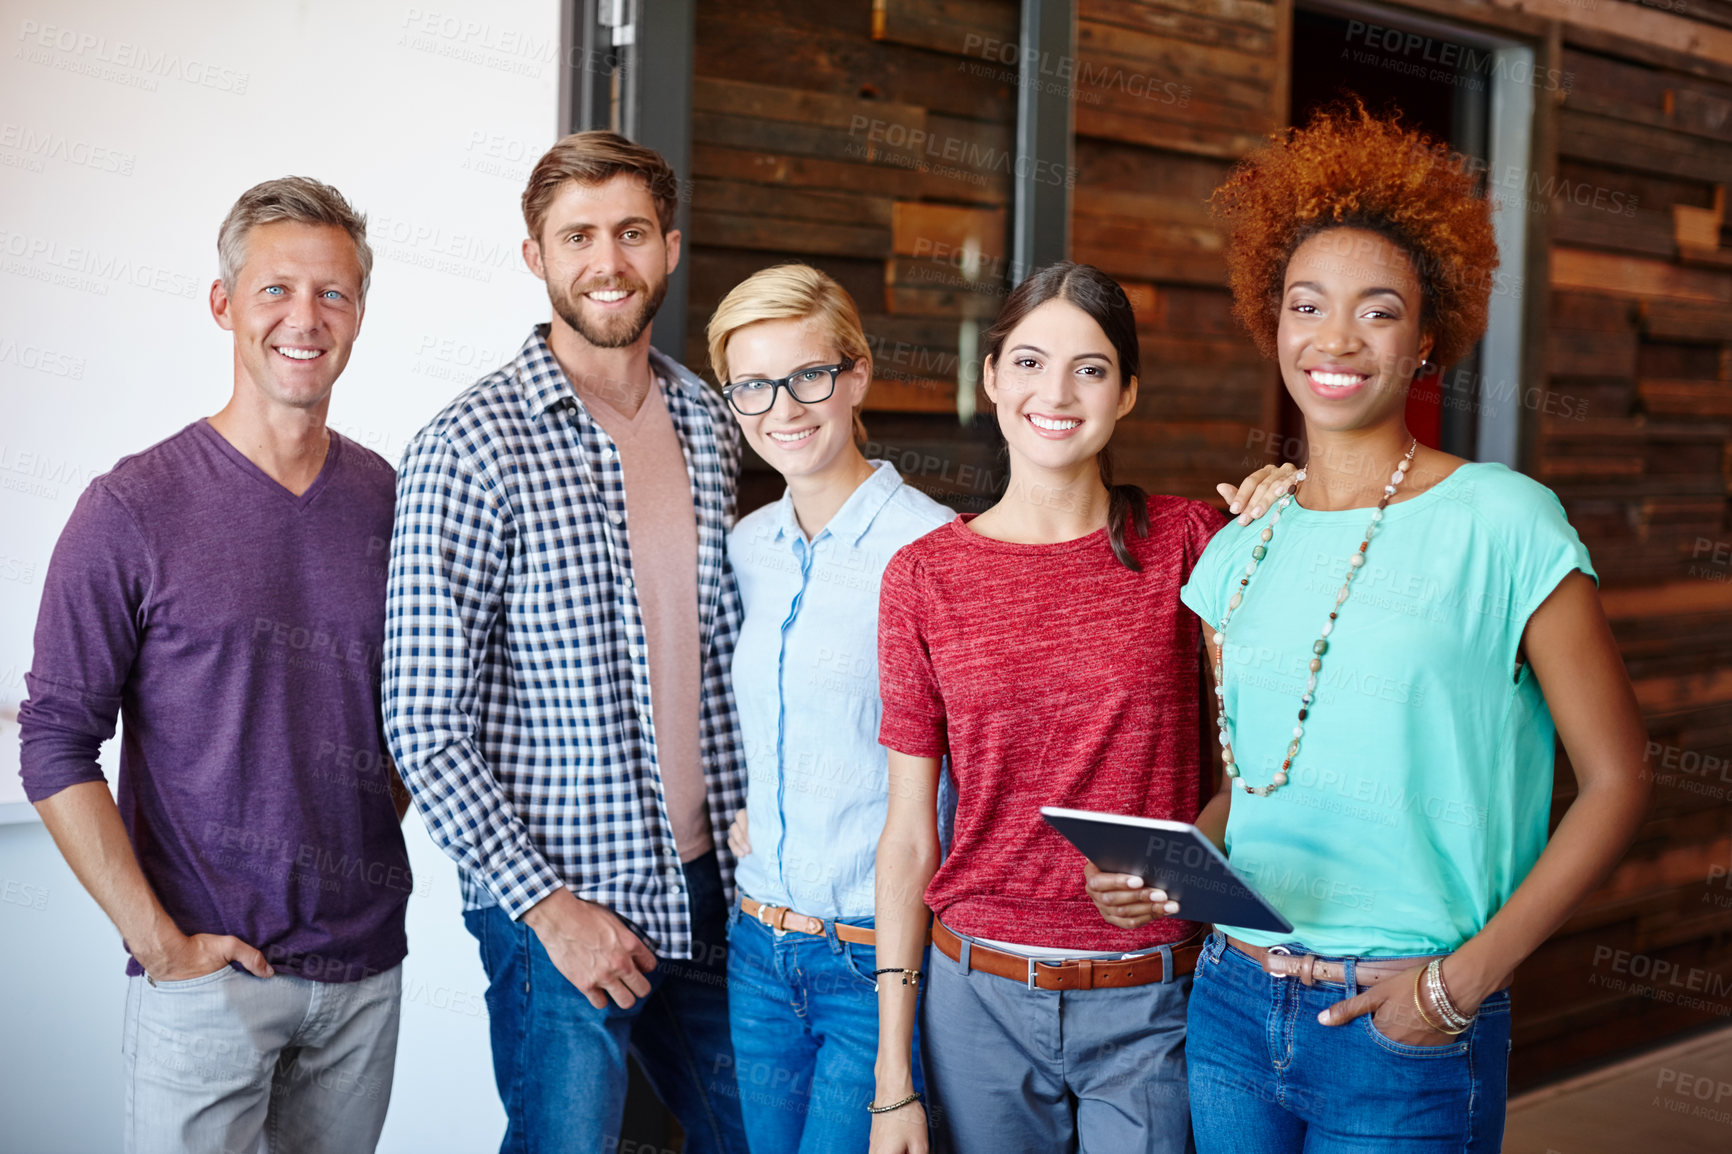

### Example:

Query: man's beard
xmin=551 ymin=273 xmax=668 ymax=349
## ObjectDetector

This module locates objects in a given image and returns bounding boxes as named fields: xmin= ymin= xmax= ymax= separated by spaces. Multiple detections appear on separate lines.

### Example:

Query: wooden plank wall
xmin=687 ymin=0 xmax=1289 ymax=512
xmin=1068 ymin=0 xmax=1288 ymax=501
xmin=1513 ymin=21 xmax=1732 ymax=1087
xmin=686 ymin=0 xmax=1020 ymax=515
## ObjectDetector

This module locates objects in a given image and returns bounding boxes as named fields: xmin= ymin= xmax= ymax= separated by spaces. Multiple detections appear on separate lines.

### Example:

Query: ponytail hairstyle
xmin=982 ymin=262 xmax=1149 ymax=572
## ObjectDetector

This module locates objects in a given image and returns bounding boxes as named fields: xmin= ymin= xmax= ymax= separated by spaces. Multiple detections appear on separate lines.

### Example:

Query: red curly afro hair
xmin=1210 ymin=103 xmax=1500 ymax=370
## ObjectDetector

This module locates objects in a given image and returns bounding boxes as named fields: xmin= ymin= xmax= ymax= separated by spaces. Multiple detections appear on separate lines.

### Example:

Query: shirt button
xmin=609 ymin=510 xmax=623 ymax=526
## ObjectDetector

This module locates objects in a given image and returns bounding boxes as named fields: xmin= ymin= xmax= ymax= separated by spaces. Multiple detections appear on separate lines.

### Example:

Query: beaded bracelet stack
xmin=1411 ymin=959 xmax=1474 ymax=1035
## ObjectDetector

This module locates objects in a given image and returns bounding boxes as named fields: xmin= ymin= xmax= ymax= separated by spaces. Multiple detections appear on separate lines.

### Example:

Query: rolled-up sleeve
xmin=17 ymin=483 xmax=149 ymax=802
xmin=381 ymin=432 xmax=563 ymax=919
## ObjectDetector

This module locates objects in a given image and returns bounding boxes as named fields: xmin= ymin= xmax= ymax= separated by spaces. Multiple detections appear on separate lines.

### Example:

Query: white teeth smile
xmin=1028 ymin=414 xmax=1080 ymax=431
xmin=768 ymin=428 xmax=815 ymax=444
xmin=275 ymin=347 xmax=322 ymax=360
xmin=587 ymin=289 xmax=629 ymax=302
xmin=1310 ymin=371 xmax=1364 ymax=388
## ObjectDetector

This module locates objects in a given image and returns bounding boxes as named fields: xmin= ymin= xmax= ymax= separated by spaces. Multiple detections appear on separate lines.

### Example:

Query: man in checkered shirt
xmin=382 ymin=132 xmax=747 ymax=1154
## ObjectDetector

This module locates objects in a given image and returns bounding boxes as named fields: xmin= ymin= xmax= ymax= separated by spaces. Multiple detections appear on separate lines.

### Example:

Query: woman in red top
xmin=868 ymin=263 xmax=1292 ymax=1154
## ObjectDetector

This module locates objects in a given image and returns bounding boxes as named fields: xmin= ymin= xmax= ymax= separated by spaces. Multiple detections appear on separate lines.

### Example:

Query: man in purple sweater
xmin=18 ymin=178 xmax=411 ymax=1154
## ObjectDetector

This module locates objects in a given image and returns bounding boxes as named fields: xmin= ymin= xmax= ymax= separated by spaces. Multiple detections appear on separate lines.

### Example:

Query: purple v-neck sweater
xmin=18 ymin=420 xmax=410 ymax=981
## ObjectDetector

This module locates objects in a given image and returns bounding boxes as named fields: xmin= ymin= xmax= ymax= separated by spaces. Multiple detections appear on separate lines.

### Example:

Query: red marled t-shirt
xmin=878 ymin=494 xmax=1227 ymax=952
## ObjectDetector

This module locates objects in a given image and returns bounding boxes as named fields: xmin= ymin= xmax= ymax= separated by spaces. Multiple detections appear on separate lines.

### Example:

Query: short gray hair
xmin=216 ymin=176 xmax=373 ymax=302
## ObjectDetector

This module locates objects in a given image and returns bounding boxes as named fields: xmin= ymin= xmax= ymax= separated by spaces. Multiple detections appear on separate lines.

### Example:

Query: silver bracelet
xmin=1428 ymin=961 xmax=1472 ymax=1030
xmin=1425 ymin=960 xmax=1473 ymax=1032
xmin=867 ymin=1091 xmax=922 ymax=1115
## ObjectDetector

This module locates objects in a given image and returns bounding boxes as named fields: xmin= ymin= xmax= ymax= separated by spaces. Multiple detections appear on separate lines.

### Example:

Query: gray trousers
xmin=921 ymin=934 xmax=1195 ymax=1154
xmin=122 ymin=963 xmax=401 ymax=1154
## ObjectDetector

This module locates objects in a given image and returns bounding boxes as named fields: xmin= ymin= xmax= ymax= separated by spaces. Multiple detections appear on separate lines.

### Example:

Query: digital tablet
xmin=1041 ymin=806 xmax=1294 ymax=935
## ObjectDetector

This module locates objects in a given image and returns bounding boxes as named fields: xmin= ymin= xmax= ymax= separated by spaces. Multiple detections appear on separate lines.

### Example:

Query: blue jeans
xmin=920 ymin=927 xmax=1194 ymax=1154
xmin=1187 ymin=933 xmax=1511 ymax=1152
xmin=464 ymin=851 xmax=747 ymax=1154
xmin=725 ymin=903 xmax=924 ymax=1153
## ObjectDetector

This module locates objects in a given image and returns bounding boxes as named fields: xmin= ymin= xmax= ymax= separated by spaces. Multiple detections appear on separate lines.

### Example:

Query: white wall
xmin=0 ymin=1 xmax=568 ymax=1148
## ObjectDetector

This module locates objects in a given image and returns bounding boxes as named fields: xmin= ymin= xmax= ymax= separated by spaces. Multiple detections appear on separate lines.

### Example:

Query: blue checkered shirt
xmin=382 ymin=326 xmax=745 ymax=959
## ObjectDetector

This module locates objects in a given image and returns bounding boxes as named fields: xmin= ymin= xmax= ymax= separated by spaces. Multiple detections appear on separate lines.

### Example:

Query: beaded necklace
xmin=1212 ymin=440 xmax=1418 ymax=797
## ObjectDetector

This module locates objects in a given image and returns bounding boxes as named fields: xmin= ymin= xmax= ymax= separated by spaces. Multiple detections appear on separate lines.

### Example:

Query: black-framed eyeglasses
xmin=722 ymin=359 xmax=855 ymax=416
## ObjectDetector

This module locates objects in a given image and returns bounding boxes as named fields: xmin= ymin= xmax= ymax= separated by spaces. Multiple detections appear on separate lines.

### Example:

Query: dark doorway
xmin=1281 ymin=5 xmax=1493 ymax=462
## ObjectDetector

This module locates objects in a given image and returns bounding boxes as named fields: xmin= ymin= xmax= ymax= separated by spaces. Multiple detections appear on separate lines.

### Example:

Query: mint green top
xmin=1178 ymin=463 xmax=1595 ymax=956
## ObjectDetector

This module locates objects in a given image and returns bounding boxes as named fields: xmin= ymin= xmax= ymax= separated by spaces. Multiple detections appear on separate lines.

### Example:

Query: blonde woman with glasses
xmin=707 ymin=263 xmax=955 ymax=1154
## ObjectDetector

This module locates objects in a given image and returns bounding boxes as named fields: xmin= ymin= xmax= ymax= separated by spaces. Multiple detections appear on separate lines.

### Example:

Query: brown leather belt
xmin=740 ymin=896 xmax=875 ymax=946
xmin=933 ymin=919 xmax=1201 ymax=991
xmin=1225 ymin=936 xmax=1512 ymax=991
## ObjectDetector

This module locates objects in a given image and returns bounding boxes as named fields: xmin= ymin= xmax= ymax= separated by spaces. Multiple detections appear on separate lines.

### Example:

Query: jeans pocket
xmin=1360 ymin=1008 xmax=1471 ymax=1059
xmin=149 ymin=964 xmax=236 ymax=991
xmin=840 ymin=940 xmax=881 ymax=993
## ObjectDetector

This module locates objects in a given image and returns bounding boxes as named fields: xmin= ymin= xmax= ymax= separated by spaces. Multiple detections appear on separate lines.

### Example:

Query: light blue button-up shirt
xmin=729 ymin=459 xmax=954 ymax=919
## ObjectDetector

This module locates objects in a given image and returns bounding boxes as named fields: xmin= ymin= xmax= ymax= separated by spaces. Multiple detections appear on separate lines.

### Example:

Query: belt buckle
xmin=1266 ymin=943 xmax=1293 ymax=979
xmin=756 ymin=903 xmax=780 ymax=929
xmin=1026 ymin=957 xmax=1041 ymax=991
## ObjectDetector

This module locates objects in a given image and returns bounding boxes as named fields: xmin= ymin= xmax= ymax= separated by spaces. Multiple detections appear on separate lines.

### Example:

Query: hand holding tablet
xmin=1042 ymin=806 xmax=1294 ymax=934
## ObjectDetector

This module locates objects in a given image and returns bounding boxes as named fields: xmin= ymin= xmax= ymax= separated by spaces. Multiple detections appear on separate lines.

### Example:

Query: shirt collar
xmin=517 ymin=324 xmax=710 ymax=419
xmin=770 ymin=458 xmax=905 ymax=549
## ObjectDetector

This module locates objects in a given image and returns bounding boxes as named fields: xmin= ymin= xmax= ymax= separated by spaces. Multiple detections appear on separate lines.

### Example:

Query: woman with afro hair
xmin=1086 ymin=104 xmax=1650 ymax=1150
